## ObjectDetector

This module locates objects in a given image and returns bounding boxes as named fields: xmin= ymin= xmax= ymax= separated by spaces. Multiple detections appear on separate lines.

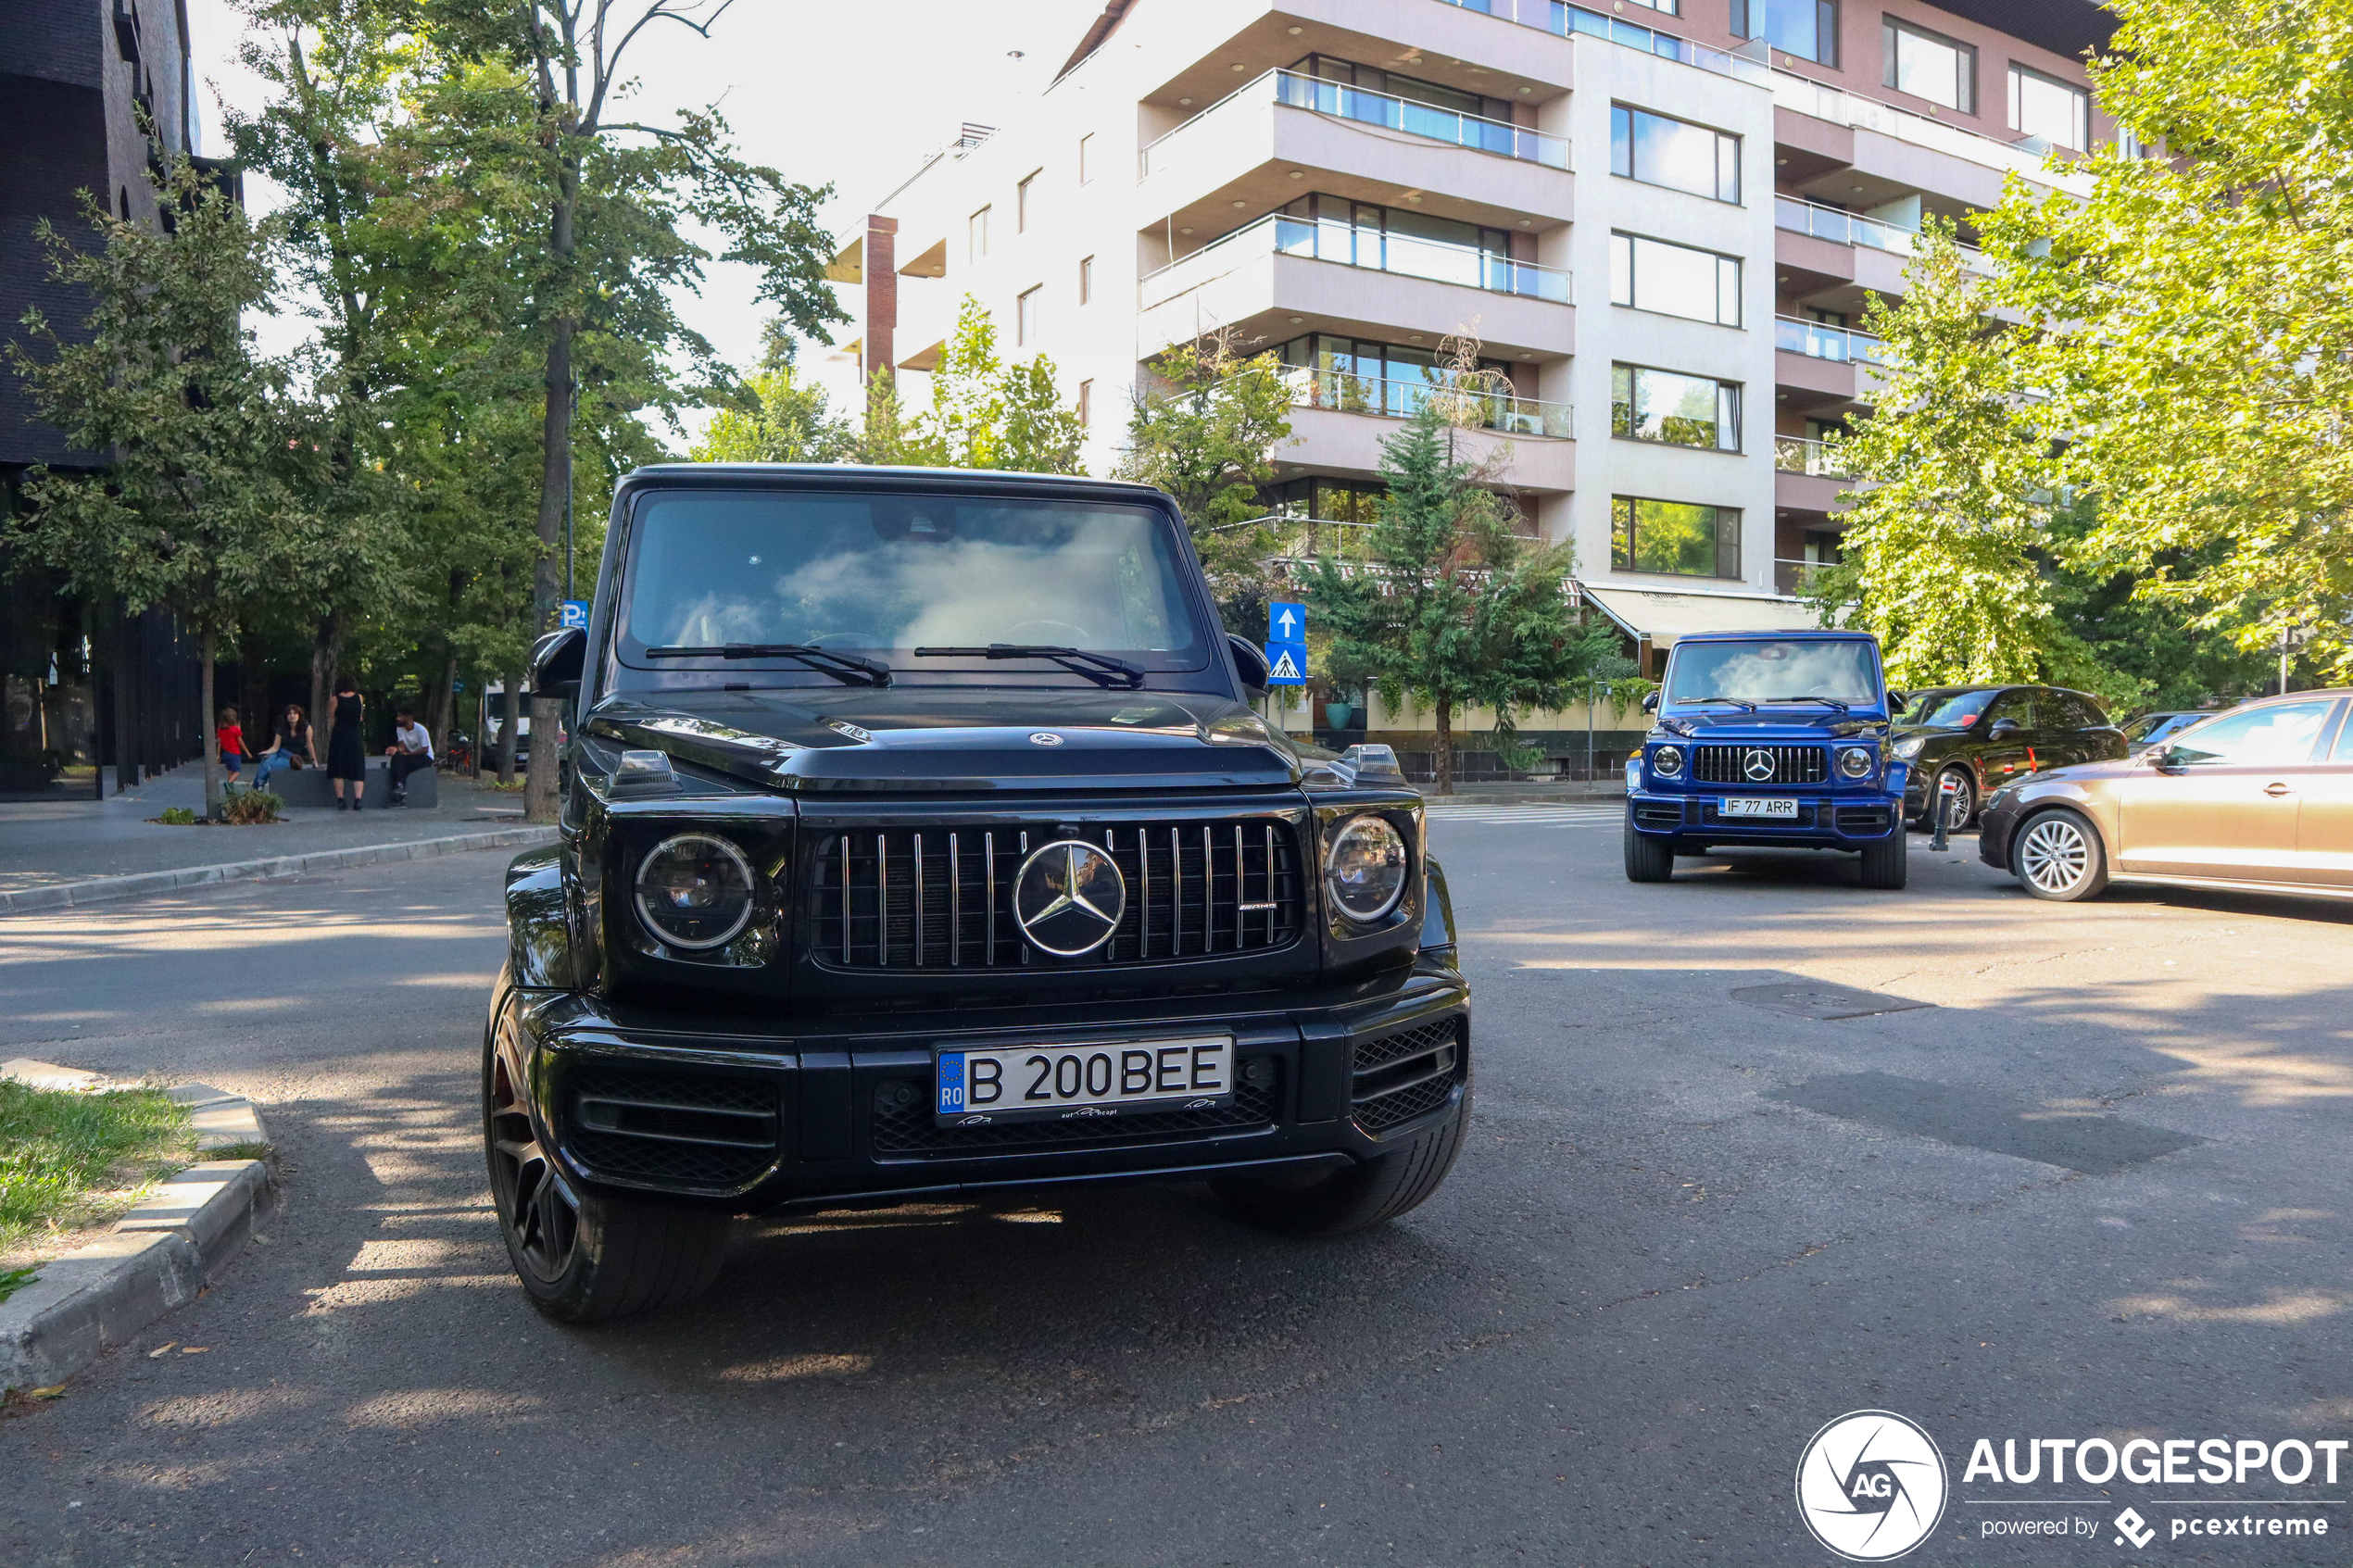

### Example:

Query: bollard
xmin=1928 ymin=771 xmax=1957 ymax=853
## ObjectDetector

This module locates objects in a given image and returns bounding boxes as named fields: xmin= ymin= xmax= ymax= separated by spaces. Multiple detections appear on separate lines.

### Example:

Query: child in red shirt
xmin=218 ymin=707 xmax=246 ymax=782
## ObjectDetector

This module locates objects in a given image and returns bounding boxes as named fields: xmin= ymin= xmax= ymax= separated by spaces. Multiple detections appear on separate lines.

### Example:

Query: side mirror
xmin=1885 ymin=689 xmax=1907 ymax=710
xmin=1227 ymin=633 xmax=1270 ymax=694
xmin=527 ymin=625 xmax=586 ymax=700
xmin=1987 ymin=716 xmax=2020 ymax=739
xmin=1641 ymin=690 xmax=1660 ymax=713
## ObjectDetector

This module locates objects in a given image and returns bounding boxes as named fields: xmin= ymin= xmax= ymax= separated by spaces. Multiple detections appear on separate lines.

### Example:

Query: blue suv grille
xmin=1692 ymin=745 xmax=1827 ymax=785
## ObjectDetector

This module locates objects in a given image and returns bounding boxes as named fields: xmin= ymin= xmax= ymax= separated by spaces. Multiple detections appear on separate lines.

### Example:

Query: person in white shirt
xmin=384 ymin=708 xmax=434 ymax=806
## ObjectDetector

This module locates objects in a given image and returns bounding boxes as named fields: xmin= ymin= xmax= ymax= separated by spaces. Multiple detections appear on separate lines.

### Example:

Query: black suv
xmin=487 ymin=466 xmax=1469 ymax=1321
xmin=1893 ymin=684 xmax=2126 ymax=829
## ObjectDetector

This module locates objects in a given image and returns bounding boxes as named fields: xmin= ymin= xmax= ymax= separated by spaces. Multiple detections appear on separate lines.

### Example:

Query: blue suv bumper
xmin=1627 ymin=763 xmax=1909 ymax=852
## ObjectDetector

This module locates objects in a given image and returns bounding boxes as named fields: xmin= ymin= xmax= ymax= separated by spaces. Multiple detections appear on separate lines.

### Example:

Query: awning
xmin=1579 ymin=584 xmax=1825 ymax=648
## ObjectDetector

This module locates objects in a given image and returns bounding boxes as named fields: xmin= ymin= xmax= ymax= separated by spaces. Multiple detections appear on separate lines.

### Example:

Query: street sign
xmin=560 ymin=599 xmax=589 ymax=630
xmin=1264 ymin=642 xmax=1307 ymax=684
xmin=1269 ymin=601 xmax=1305 ymax=641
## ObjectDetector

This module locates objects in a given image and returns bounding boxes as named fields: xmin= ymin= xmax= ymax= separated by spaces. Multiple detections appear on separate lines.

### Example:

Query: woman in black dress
xmin=326 ymin=675 xmax=367 ymax=809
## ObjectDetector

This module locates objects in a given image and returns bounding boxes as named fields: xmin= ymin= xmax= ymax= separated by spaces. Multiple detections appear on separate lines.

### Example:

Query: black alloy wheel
xmin=485 ymin=1020 xmax=579 ymax=1287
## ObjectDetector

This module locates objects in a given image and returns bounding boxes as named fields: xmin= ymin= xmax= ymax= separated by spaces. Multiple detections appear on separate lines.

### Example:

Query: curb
xmin=0 ymin=1087 xmax=273 ymax=1392
xmin=0 ymin=826 xmax=559 ymax=916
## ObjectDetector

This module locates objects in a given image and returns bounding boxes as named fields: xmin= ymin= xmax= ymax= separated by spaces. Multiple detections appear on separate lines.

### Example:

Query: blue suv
xmin=1623 ymin=630 xmax=1912 ymax=889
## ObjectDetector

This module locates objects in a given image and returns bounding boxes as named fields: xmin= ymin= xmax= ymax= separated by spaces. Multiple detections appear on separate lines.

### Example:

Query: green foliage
xmin=1975 ymin=0 xmax=2353 ymax=682
xmin=1113 ymin=336 xmax=1296 ymax=633
xmin=157 ymin=807 xmax=199 ymax=826
xmin=223 ymin=788 xmax=285 ymax=824
xmin=1304 ymin=404 xmax=1607 ymax=793
xmin=691 ymin=329 xmax=856 ymax=463
xmin=860 ymin=296 xmax=1086 ymax=473
xmin=0 ymin=1081 xmax=193 ymax=1259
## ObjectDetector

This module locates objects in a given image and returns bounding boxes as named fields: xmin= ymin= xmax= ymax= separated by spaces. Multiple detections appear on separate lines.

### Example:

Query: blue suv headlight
xmin=1652 ymin=745 xmax=1684 ymax=779
xmin=1836 ymin=746 xmax=1876 ymax=779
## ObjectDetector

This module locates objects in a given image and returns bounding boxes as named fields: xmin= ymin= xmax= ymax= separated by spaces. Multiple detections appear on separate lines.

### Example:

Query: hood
xmin=582 ymin=686 xmax=1304 ymax=793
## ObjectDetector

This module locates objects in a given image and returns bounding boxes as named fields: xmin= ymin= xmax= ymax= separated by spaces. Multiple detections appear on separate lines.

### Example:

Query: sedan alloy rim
xmin=1942 ymin=773 xmax=1974 ymax=831
xmin=487 ymin=1024 xmax=578 ymax=1284
xmin=2020 ymin=818 xmax=2088 ymax=892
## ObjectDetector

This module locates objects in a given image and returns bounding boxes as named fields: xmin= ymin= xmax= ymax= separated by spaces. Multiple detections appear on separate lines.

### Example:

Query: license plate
xmin=935 ymin=1036 xmax=1235 ymax=1125
xmin=1720 ymin=797 xmax=1800 ymax=819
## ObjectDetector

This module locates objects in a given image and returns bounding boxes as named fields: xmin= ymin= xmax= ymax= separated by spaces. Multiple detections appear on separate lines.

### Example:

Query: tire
xmin=1624 ymin=814 xmax=1675 ymax=883
xmin=484 ymin=1019 xmax=730 ymax=1323
xmin=1857 ymin=833 xmax=1909 ymax=889
xmin=1213 ymin=1085 xmax=1470 ymax=1238
xmin=2012 ymin=808 xmax=2109 ymax=902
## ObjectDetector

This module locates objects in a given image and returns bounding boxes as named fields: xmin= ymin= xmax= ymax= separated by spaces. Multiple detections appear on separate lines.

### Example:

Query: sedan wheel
xmin=2014 ymin=809 xmax=2108 ymax=902
xmin=1939 ymin=769 xmax=1976 ymax=832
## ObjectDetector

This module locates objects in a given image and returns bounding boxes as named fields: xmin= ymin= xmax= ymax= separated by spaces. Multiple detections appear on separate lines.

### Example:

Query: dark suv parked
xmin=1894 ymin=685 xmax=2126 ymax=830
xmin=487 ymin=465 xmax=1469 ymax=1322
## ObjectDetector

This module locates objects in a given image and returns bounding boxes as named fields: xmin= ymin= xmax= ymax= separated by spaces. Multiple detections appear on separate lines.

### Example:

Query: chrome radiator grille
xmin=809 ymin=820 xmax=1304 ymax=970
xmin=1691 ymin=744 xmax=1829 ymax=785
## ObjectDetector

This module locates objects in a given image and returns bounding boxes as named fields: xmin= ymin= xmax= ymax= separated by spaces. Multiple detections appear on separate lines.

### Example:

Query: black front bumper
xmin=498 ymin=959 xmax=1469 ymax=1213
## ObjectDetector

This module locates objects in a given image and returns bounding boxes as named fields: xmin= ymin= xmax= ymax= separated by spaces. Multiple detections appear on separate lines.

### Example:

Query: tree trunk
xmin=423 ymin=647 xmax=457 ymax=757
xmin=200 ymin=631 xmax=221 ymax=819
xmin=498 ymin=669 xmax=522 ymax=784
xmin=308 ymin=609 xmax=343 ymax=740
xmin=523 ymin=164 xmax=578 ymax=826
xmin=1432 ymin=695 xmax=1454 ymax=797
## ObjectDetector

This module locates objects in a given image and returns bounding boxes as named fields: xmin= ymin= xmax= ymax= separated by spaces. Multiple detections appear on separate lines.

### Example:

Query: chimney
xmin=862 ymin=214 xmax=898 ymax=384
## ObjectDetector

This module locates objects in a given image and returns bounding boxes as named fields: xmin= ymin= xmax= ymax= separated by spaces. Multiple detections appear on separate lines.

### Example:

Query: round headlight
xmin=1324 ymin=814 xmax=1409 ymax=922
xmin=1893 ymin=734 xmax=1927 ymax=759
xmin=635 ymin=833 xmax=756 ymax=950
xmin=1652 ymin=745 xmax=1684 ymax=778
xmin=1838 ymin=746 xmax=1874 ymax=779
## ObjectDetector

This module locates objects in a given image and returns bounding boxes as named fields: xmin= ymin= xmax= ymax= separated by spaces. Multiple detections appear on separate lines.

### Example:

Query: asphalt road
xmin=3 ymin=818 xmax=2348 ymax=1566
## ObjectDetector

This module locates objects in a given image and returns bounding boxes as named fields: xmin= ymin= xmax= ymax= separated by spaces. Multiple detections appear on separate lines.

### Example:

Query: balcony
xmin=1774 ymin=315 xmax=1890 ymax=366
xmin=1770 ymin=73 xmax=2094 ymax=199
xmin=1772 ymin=433 xmax=1854 ymax=477
xmin=1774 ymin=434 xmax=1856 ymax=518
xmin=1435 ymin=0 xmax=1772 ymax=87
xmin=1139 ymin=213 xmax=1574 ymax=358
xmin=1281 ymin=367 xmax=1571 ymax=440
xmin=1772 ymin=558 xmax=1842 ymax=597
xmin=1773 ymin=194 xmax=1992 ymax=277
xmin=1143 ymin=70 xmax=1567 ymax=179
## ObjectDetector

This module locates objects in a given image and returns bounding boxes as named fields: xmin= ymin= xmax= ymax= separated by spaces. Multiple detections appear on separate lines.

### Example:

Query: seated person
xmin=250 ymin=704 xmax=315 ymax=789
xmin=384 ymin=709 xmax=434 ymax=805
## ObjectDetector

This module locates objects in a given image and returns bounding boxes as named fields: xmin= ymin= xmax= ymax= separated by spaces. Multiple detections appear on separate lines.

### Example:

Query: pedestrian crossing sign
xmin=1264 ymin=642 xmax=1307 ymax=684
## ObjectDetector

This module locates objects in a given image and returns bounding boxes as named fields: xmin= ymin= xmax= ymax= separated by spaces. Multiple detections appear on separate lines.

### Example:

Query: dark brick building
xmin=2 ymin=0 xmax=208 ymax=799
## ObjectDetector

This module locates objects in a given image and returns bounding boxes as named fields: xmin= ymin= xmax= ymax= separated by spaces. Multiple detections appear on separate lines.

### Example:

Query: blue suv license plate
xmin=1719 ymin=797 xmax=1800 ymax=819
xmin=936 ymin=1036 xmax=1235 ymax=1125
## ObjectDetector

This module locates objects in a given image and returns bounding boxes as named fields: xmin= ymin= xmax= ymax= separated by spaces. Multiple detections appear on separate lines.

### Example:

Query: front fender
xmin=505 ymin=846 xmax=576 ymax=991
xmin=1420 ymin=854 xmax=1458 ymax=958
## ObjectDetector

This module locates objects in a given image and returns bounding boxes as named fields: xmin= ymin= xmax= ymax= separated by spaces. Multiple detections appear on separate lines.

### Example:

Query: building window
xmin=1609 ymin=105 xmax=1740 ymax=204
xmin=1611 ymin=366 xmax=1740 ymax=451
xmin=1621 ymin=0 xmax=1677 ymax=11
xmin=1017 ymin=171 xmax=1038 ymax=232
xmin=1017 ymin=285 xmax=1040 ymax=346
xmin=1609 ymin=232 xmax=1742 ymax=327
xmin=1077 ymin=379 xmax=1093 ymax=427
xmin=1078 ymin=132 xmax=1094 ymax=184
xmin=1883 ymin=18 xmax=1976 ymax=113
xmin=1611 ymin=496 xmax=1742 ymax=579
xmin=1264 ymin=475 xmax=1387 ymax=524
xmin=1268 ymin=194 xmax=1539 ymax=298
xmin=1078 ymin=254 xmax=1093 ymax=305
xmin=1733 ymin=0 xmax=1837 ymax=66
xmin=1273 ymin=332 xmax=1527 ymax=421
xmin=968 ymin=206 xmax=989 ymax=262
xmin=2008 ymin=64 xmax=2088 ymax=149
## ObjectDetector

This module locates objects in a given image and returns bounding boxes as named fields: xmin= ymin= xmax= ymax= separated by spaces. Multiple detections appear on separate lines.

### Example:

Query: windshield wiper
xmin=1765 ymin=696 xmax=1852 ymax=712
xmin=1682 ymin=696 xmax=1757 ymax=712
xmin=643 ymin=643 xmax=891 ymax=686
xmin=912 ymin=644 xmax=1145 ymax=689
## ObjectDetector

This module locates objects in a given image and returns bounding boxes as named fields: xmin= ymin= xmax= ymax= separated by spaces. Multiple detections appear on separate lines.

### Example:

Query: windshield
xmin=2123 ymin=711 xmax=2193 ymax=743
xmin=1898 ymin=689 xmax=1995 ymax=727
xmin=617 ymin=491 xmax=1209 ymax=676
xmin=1665 ymin=640 xmax=1881 ymax=707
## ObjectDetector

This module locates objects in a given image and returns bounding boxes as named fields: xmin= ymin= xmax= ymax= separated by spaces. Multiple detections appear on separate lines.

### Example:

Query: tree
xmin=691 ymin=324 xmax=856 ymax=463
xmin=1977 ymin=0 xmax=2353 ymax=682
xmin=7 ymin=166 xmax=314 ymax=818
xmin=422 ymin=0 xmax=847 ymax=821
xmin=1303 ymin=401 xmax=1604 ymax=794
xmin=872 ymin=295 xmax=1087 ymax=473
xmin=1803 ymin=223 xmax=2078 ymax=690
xmin=1113 ymin=333 xmax=1295 ymax=633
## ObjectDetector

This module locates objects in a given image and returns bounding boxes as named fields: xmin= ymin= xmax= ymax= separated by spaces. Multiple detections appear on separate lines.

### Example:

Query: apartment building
xmin=829 ymin=0 xmax=2113 ymax=754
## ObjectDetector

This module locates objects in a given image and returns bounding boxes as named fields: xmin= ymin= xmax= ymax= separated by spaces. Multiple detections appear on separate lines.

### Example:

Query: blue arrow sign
xmin=1264 ymin=641 xmax=1307 ymax=685
xmin=1269 ymin=600 xmax=1304 ymax=641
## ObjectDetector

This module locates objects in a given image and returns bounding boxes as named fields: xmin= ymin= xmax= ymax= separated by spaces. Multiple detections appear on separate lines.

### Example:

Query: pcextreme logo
xmin=1797 ymin=1411 xmax=1951 ymax=1562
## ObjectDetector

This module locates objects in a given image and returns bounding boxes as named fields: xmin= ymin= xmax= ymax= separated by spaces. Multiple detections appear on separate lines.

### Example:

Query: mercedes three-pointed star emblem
xmin=1743 ymin=747 xmax=1777 ymax=783
xmin=1013 ymin=840 xmax=1127 ymax=956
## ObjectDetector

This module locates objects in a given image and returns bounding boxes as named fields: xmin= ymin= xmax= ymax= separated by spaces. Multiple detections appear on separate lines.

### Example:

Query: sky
xmin=182 ymin=0 xmax=1109 ymax=444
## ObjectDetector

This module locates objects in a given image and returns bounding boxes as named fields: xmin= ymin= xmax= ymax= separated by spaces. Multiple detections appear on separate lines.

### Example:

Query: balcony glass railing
xmin=1142 ymin=69 xmax=1568 ymax=176
xmin=1773 ymin=433 xmax=1856 ymax=477
xmin=1435 ymin=0 xmax=1772 ymax=86
xmin=1768 ymin=73 xmax=2094 ymax=196
xmin=1773 ymin=558 xmax=1843 ymax=596
xmin=1143 ymin=212 xmax=1573 ymax=304
xmin=1774 ymin=315 xmax=1891 ymax=365
xmin=1773 ymin=194 xmax=1994 ymax=274
xmin=1282 ymin=366 xmax=1572 ymax=438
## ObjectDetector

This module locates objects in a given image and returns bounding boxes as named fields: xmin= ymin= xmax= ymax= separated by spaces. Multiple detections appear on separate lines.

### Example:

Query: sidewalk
xmin=0 ymin=763 xmax=535 ymax=897
xmin=1419 ymin=780 xmax=1626 ymax=805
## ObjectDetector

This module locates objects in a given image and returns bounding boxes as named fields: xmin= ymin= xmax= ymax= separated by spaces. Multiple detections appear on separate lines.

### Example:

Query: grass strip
xmin=0 ymin=1080 xmax=195 ymax=1267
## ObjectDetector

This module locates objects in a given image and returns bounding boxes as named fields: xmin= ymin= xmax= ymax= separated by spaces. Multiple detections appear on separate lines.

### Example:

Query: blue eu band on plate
xmin=936 ymin=1035 xmax=1235 ymax=1123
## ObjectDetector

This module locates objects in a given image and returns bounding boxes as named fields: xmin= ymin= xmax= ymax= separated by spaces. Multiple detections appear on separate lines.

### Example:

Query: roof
xmin=1054 ymin=0 xmax=1138 ymax=84
xmin=624 ymin=463 xmax=1165 ymax=495
xmin=1579 ymin=586 xmax=1832 ymax=647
